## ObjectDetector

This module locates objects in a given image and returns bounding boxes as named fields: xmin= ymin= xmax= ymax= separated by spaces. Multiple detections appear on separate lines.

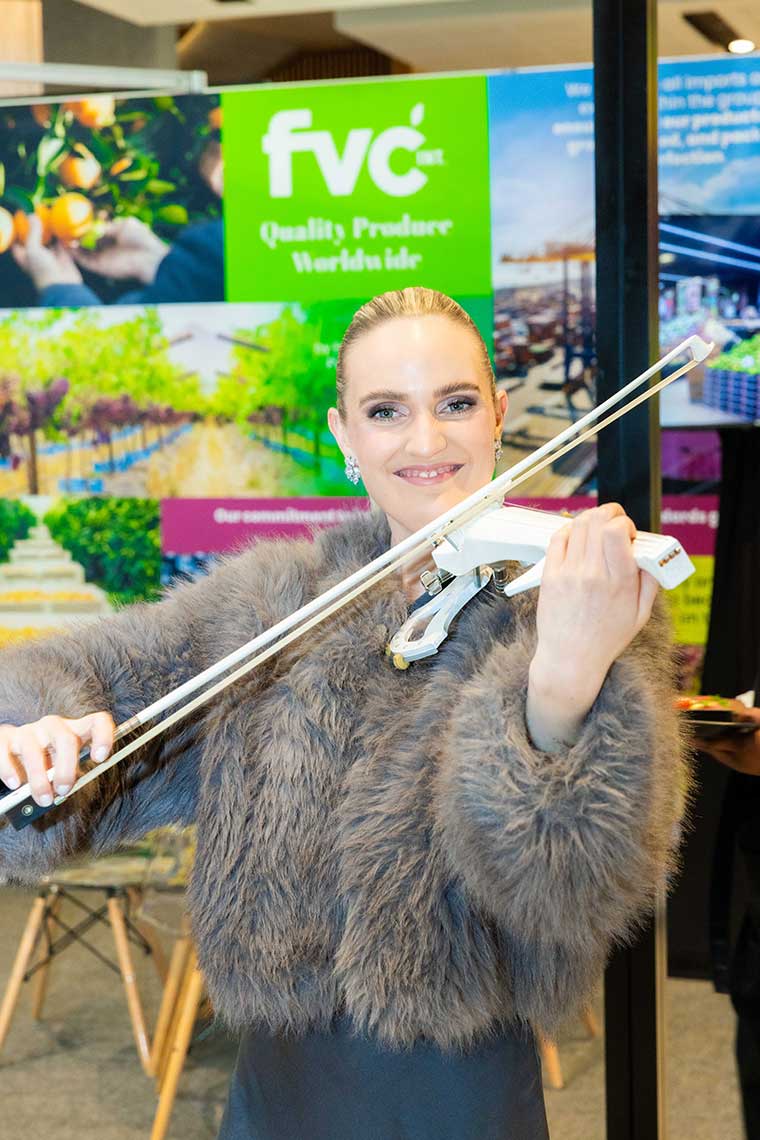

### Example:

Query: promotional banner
xmin=0 ymin=58 xmax=752 ymax=681
xmin=223 ymin=76 xmax=491 ymax=303
xmin=0 ymin=59 xmax=755 ymax=510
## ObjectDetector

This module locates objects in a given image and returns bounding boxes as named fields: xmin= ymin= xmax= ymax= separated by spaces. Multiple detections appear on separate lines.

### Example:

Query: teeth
xmin=400 ymin=466 xmax=457 ymax=479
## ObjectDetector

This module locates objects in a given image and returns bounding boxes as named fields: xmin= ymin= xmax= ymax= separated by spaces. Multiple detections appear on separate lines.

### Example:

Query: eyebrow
xmin=358 ymin=382 xmax=482 ymax=408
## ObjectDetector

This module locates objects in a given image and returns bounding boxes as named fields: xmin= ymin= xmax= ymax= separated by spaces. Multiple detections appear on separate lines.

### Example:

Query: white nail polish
xmin=92 ymin=747 xmax=108 ymax=763
xmin=55 ymin=784 xmax=70 ymax=796
xmin=39 ymin=794 xmax=53 ymax=807
xmin=4 ymin=775 xmax=19 ymax=790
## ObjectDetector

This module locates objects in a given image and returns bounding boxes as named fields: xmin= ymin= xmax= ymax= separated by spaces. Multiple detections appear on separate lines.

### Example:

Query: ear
xmin=495 ymin=388 xmax=508 ymax=436
xmin=327 ymin=407 xmax=351 ymax=457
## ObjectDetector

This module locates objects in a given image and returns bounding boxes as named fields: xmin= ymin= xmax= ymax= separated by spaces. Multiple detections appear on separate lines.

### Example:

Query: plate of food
xmin=675 ymin=696 xmax=759 ymax=739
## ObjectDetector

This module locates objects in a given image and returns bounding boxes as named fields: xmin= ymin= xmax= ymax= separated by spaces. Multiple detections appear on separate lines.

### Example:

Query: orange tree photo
xmin=0 ymin=94 xmax=222 ymax=307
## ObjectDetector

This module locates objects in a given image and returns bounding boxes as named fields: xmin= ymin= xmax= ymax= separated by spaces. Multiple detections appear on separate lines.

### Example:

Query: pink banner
xmin=161 ymin=497 xmax=369 ymax=555
xmin=161 ymin=494 xmax=719 ymax=560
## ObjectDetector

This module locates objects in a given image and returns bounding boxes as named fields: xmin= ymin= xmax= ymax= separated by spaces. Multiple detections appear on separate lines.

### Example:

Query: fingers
xmin=70 ymin=711 xmax=115 ymax=764
xmin=602 ymin=515 xmax=638 ymax=580
xmin=0 ymin=730 xmax=23 ymax=792
xmin=0 ymin=711 xmax=115 ymax=808
xmin=563 ymin=511 xmax=588 ymax=569
xmin=70 ymin=245 xmax=97 ymax=268
xmin=636 ymin=570 xmax=660 ymax=628
xmin=25 ymin=212 xmax=43 ymax=254
xmin=10 ymin=242 xmax=28 ymax=271
xmin=565 ymin=503 xmax=627 ymax=571
xmin=544 ymin=523 xmax=570 ymax=577
xmin=41 ymin=717 xmax=82 ymax=796
xmin=15 ymin=725 xmax=55 ymax=806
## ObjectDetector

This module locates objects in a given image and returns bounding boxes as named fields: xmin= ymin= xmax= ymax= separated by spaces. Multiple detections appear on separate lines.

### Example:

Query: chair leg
xmin=538 ymin=1033 xmax=564 ymax=1090
xmin=0 ymin=892 xmax=48 ymax=1050
xmin=150 ymin=953 xmax=205 ymax=1140
xmin=581 ymin=1005 xmax=601 ymax=1038
xmin=107 ymin=893 xmax=152 ymax=1075
xmin=150 ymin=923 xmax=192 ymax=1081
xmin=157 ymin=944 xmax=196 ymax=1091
xmin=126 ymin=887 xmax=169 ymax=985
xmin=31 ymin=890 xmax=62 ymax=1020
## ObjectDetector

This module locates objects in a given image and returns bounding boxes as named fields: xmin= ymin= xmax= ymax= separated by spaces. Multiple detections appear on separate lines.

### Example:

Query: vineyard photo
xmin=0 ymin=301 xmax=365 ymax=499
xmin=0 ymin=93 xmax=223 ymax=309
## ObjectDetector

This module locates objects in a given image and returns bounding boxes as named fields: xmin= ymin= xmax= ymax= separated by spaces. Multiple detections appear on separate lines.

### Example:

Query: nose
xmin=406 ymin=409 xmax=447 ymax=459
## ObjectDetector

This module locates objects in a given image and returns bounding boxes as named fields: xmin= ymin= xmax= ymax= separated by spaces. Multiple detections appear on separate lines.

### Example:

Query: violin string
xmin=492 ymin=358 xmax=696 ymax=508
xmin=0 ymin=350 xmax=699 ymax=819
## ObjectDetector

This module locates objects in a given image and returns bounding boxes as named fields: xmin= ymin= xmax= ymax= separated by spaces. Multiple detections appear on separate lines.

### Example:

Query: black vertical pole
xmin=593 ymin=2 xmax=662 ymax=1140
xmin=594 ymin=0 xmax=661 ymax=529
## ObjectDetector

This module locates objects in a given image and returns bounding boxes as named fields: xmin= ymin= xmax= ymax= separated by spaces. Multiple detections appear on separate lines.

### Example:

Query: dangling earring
xmin=345 ymin=454 xmax=361 ymax=484
xmin=494 ymin=439 xmax=503 ymax=463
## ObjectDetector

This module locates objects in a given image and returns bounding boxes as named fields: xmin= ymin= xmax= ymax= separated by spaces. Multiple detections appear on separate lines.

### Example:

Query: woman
xmin=0 ymin=288 xmax=686 ymax=1139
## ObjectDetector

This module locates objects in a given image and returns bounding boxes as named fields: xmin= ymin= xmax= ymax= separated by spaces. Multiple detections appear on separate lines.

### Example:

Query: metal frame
xmin=0 ymin=60 xmax=207 ymax=102
xmin=23 ymin=885 xmax=152 ymax=980
xmin=593 ymin=0 xmax=665 ymax=1138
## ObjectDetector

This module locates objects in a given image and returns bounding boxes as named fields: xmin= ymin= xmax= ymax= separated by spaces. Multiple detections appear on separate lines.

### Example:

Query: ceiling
xmin=177 ymin=13 xmax=355 ymax=85
xmin=338 ymin=1 xmax=760 ymax=72
xmin=70 ymin=0 xmax=760 ymax=73
xmin=71 ymin=0 xmax=421 ymax=21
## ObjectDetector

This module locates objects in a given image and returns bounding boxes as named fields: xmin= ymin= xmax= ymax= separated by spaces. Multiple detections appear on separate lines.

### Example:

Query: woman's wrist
xmin=526 ymin=648 xmax=609 ymax=753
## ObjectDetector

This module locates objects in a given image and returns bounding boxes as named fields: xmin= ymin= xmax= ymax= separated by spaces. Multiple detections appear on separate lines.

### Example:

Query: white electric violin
xmin=0 ymin=334 xmax=712 ymax=830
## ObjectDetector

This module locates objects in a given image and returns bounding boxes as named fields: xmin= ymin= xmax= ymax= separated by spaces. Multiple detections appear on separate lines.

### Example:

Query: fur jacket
xmin=0 ymin=508 xmax=688 ymax=1049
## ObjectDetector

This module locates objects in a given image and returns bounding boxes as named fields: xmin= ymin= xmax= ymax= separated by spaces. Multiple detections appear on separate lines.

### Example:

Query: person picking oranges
xmin=11 ymin=211 xmax=86 ymax=292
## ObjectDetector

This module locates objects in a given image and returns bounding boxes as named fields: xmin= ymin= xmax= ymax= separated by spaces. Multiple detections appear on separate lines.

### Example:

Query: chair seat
xmin=40 ymin=854 xmax=183 ymax=890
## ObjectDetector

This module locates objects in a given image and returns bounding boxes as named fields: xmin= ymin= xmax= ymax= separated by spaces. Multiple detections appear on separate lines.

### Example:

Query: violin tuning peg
xmin=420 ymin=570 xmax=444 ymax=595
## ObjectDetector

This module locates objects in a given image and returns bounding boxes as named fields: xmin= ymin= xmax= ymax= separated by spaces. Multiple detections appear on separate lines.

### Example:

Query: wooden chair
xmin=538 ymin=1006 xmax=602 ymax=1090
xmin=149 ymin=926 xmax=209 ymax=1140
xmin=0 ymin=829 xmax=193 ymax=1075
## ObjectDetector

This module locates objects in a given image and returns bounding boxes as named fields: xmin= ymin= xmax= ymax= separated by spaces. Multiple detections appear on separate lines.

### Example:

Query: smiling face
xmin=327 ymin=314 xmax=507 ymax=543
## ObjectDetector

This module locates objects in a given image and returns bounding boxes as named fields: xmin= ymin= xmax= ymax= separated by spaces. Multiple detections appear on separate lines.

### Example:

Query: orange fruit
xmin=59 ymin=147 xmax=101 ymax=191
xmin=49 ymin=193 xmax=94 ymax=242
xmin=0 ymin=208 xmax=14 ymax=254
xmin=14 ymin=205 xmax=52 ymax=245
xmin=64 ymin=96 xmax=115 ymax=128
xmin=110 ymin=156 xmax=132 ymax=176
xmin=208 ymin=105 xmax=222 ymax=131
xmin=31 ymin=103 xmax=52 ymax=129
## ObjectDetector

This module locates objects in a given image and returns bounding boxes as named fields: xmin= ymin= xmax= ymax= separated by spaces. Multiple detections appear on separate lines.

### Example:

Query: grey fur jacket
xmin=0 ymin=508 xmax=687 ymax=1049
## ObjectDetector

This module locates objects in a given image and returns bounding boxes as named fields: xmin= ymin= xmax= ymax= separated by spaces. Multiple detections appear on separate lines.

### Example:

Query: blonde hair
xmin=336 ymin=287 xmax=496 ymax=418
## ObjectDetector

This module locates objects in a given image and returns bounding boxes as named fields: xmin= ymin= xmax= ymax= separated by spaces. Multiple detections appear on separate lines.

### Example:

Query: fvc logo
xmin=262 ymin=103 xmax=443 ymax=198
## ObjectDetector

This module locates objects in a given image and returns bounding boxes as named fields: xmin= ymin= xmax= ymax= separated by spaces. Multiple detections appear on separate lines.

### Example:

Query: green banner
xmin=223 ymin=76 xmax=491 ymax=302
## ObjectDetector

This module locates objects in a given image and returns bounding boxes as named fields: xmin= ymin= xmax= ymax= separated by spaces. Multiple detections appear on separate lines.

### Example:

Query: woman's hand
xmin=71 ymin=217 xmax=169 ymax=283
xmin=0 ymin=713 xmax=115 ymax=806
xmin=526 ymin=503 xmax=659 ymax=752
xmin=700 ymin=706 xmax=760 ymax=776
xmin=12 ymin=213 xmax=83 ymax=292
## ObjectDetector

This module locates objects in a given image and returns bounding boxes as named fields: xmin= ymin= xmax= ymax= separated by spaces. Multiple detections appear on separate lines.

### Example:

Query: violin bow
xmin=0 ymin=334 xmax=711 ymax=828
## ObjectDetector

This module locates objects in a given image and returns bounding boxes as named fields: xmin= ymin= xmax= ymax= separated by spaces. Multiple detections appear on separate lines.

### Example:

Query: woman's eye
xmin=443 ymin=398 xmax=476 ymax=414
xmin=368 ymin=405 xmax=400 ymax=421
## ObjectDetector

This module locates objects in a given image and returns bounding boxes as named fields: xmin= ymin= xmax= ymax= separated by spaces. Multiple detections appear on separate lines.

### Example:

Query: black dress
xmin=217 ymin=1016 xmax=549 ymax=1140
xmin=216 ymin=590 xmax=549 ymax=1140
